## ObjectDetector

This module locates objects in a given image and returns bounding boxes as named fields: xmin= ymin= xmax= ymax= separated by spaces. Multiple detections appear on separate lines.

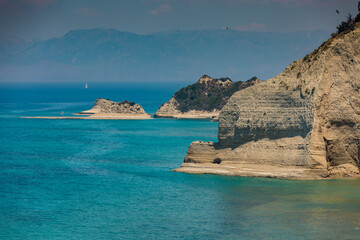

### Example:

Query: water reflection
xmin=216 ymin=177 xmax=360 ymax=239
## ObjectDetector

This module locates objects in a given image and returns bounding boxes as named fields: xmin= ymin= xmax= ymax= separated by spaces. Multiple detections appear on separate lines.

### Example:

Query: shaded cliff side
xmin=175 ymin=22 xmax=360 ymax=179
xmin=155 ymin=75 xmax=260 ymax=119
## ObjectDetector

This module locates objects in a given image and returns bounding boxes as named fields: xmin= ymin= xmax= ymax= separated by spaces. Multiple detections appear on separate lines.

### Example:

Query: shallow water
xmin=1 ymin=86 xmax=360 ymax=239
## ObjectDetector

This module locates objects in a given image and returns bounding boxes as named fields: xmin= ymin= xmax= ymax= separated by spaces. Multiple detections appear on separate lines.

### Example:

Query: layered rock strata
xmin=155 ymin=75 xmax=260 ymax=119
xmin=175 ymin=23 xmax=360 ymax=179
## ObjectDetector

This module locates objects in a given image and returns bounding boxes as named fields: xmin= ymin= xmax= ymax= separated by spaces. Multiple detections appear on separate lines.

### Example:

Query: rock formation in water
xmin=23 ymin=98 xmax=151 ymax=120
xmin=175 ymin=21 xmax=360 ymax=179
xmin=76 ymin=98 xmax=151 ymax=119
xmin=155 ymin=75 xmax=260 ymax=119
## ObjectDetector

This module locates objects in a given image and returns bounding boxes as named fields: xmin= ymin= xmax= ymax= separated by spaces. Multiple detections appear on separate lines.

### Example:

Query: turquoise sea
xmin=1 ymin=84 xmax=360 ymax=240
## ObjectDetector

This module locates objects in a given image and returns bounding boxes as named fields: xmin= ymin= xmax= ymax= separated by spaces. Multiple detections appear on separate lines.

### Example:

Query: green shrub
xmin=279 ymin=81 xmax=289 ymax=90
xmin=173 ymin=76 xmax=258 ymax=112
xmin=336 ymin=13 xmax=355 ymax=34
xmin=303 ymin=55 xmax=310 ymax=62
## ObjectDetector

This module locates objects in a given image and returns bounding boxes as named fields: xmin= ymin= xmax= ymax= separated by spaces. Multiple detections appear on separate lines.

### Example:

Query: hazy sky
xmin=0 ymin=0 xmax=358 ymax=39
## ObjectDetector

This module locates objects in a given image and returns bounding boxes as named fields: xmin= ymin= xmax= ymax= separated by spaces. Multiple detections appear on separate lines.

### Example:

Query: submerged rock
xmin=154 ymin=75 xmax=260 ymax=119
xmin=175 ymin=22 xmax=360 ymax=179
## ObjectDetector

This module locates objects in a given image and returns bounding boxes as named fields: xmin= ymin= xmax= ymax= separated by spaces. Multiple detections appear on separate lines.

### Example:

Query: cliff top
xmin=235 ymin=20 xmax=360 ymax=100
xmin=94 ymin=98 xmax=137 ymax=107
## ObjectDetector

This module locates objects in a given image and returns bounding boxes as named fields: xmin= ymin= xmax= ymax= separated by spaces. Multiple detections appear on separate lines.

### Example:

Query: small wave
xmin=0 ymin=103 xmax=17 ymax=108
xmin=11 ymin=102 xmax=92 ymax=114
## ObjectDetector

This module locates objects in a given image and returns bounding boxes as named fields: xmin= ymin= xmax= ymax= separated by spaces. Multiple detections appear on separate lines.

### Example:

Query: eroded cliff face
xmin=155 ymin=75 xmax=260 ymax=119
xmin=176 ymin=23 xmax=360 ymax=179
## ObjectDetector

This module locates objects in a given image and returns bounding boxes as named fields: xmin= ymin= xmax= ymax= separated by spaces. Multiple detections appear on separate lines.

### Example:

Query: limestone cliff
xmin=175 ymin=22 xmax=360 ymax=179
xmin=154 ymin=75 xmax=260 ymax=119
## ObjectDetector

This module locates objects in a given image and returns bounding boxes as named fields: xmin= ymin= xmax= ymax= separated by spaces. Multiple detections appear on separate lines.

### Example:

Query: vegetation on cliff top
xmin=173 ymin=75 xmax=259 ymax=112
xmin=96 ymin=98 xmax=136 ymax=106
xmin=334 ymin=1 xmax=360 ymax=35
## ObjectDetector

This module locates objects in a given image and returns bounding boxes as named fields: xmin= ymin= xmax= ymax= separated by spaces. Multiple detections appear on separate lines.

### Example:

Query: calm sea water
xmin=1 ymin=84 xmax=360 ymax=240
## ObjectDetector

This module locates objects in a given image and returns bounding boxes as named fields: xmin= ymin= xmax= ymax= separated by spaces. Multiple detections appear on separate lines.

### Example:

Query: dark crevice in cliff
xmin=219 ymin=127 xmax=312 ymax=149
xmin=213 ymin=158 xmax=222 ymax=164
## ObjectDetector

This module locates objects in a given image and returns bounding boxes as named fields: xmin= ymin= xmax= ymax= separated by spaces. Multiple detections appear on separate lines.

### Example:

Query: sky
xmin=0 ymin=0 xmax=358 ymax=39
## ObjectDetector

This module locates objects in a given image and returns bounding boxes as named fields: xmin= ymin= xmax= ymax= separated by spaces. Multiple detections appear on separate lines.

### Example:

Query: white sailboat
xmin=85 ymin=83 xmax=88 ymax=89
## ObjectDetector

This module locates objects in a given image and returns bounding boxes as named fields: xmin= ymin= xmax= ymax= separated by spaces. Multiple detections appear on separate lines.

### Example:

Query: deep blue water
xmin=1 ymin=85 xmax=360 ymax=239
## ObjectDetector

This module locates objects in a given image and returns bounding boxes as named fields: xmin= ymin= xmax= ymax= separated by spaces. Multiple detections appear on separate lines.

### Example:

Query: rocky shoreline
xmin=154 ymin=109 xmax=220 ymax=120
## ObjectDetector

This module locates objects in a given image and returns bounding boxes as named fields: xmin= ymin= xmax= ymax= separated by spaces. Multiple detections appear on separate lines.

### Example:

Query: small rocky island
xmin=154 ymin=75 xmax=260 ymax=119
xmin=77 ymin=98 xmax=150 ymax=118
xmin=175 ymin=19 xmax=360 ymax=179
xmin=24 ymin=98 xmax=151 ymax=119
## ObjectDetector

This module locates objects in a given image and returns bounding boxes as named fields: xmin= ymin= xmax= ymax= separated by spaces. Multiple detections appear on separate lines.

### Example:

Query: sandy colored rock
xmin=176 ymin=22 xmax=360 ymax=179
xmin=23 ymin=98 xmax=152 ymax=120
xmin=77 ymin=98 xmax=148 ymax=115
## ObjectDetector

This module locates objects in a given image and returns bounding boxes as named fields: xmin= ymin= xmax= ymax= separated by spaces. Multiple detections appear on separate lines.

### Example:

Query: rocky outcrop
xmin=175 ymin=22 xmax=360 ymax=179
xmin=78 ymin=98 xmax=147 ymax=114
xmin=154 ymin=75 xmax=260 ymax=119
xmin=23 ymin=98 xmax=151 ymax=120
xmin=76 ymin=98 xmax=151 ymax=119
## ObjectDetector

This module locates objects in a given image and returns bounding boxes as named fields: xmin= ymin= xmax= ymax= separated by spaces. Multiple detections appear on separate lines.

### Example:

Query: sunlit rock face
xmin=176 ymin=23 xmax=360 ymax=179
xmin=78 ymin=98 xmax=147 ymax=115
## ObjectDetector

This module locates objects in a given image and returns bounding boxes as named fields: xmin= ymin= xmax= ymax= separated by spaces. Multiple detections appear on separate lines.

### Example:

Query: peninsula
xmin=175 ymin=19 xmax=360 ymax=179
xmin=154 ymin=75 xmax=260 ymax=119
xmin=23 ymin=98 xmax=152 ymax=120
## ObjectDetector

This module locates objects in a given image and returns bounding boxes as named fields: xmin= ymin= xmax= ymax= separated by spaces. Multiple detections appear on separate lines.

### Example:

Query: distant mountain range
xmin=0 ymin=28 xmax=330 ymax=83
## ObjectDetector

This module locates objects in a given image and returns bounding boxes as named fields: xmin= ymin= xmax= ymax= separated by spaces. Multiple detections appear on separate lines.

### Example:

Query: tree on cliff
xmin=336 ymin=13 xmax=355 ymax=34
xmin=335 ymin=1 xmax=360 ymax=35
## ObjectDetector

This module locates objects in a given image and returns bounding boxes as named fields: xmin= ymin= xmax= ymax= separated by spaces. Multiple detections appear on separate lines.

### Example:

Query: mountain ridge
xmin=0 ymin=28 xmax=330 ymax=83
